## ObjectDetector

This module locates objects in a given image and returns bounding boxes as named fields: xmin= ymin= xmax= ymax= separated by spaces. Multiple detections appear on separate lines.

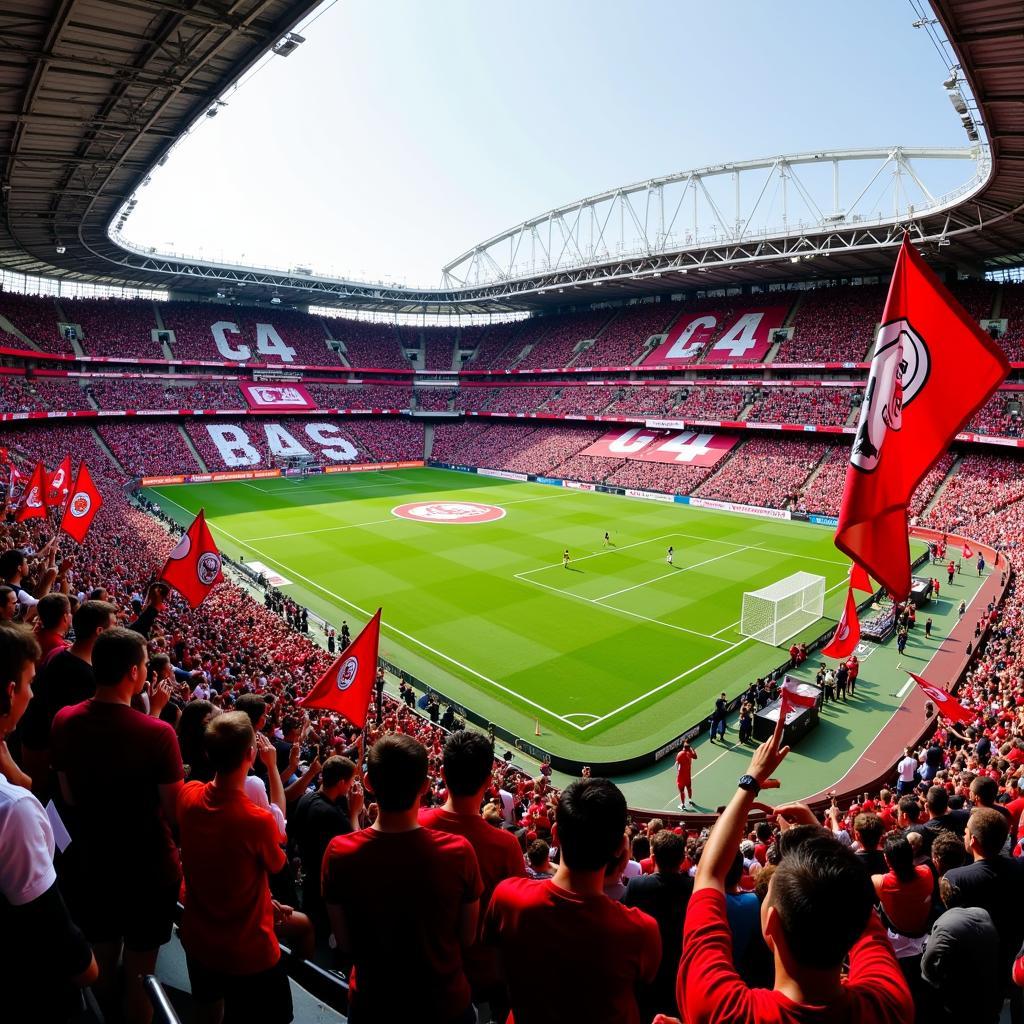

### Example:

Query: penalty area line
xmin=152 ymin=491 xmax=584 ymax=731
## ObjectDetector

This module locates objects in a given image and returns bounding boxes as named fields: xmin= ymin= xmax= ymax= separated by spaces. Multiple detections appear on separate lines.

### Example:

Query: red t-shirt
xmin=484 ymin=876 xmax=660 ymax=1024
xmin=50 ymin=699 xmax=183 ymax=887
xmin=676 ymin=748 xmax=697 ymax=785
xmin=177 ymin=781 xmax=285 ymax=973
xmin=678 ymin=889 xmax=912 ymax=1024
xmin=322 ymin=826 xmax=482 ymax=1022
xmin=418 ymin=806 xmax=527 ymax=990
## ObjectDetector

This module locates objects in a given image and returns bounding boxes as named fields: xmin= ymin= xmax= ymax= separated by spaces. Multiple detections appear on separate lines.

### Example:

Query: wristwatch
xmin=738 ymin=775 xmax=761 ymax=795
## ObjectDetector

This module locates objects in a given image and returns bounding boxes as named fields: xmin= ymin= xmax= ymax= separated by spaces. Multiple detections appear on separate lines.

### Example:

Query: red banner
xmin=239 ymin=382 xmax=315 ymax=410
xmin=642 ymin=305 xmax=789 ymax=366
xmin=580 ymin=427 xmax=737 ymax=466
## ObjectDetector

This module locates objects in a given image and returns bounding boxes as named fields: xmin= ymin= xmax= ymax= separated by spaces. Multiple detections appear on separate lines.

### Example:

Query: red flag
xmin=821 ymin=585 xmax=860 ymax=659
xmin=849 ymin=562 xmax=873 ymax=594
xmin=46 ymin=455 xmax=72 ymax=507
xmin=962 ymin=543 xmax=973 ymax=559
xmin=781 ymin=676 xmax=818 ymax=710
xmin=908 ymin=672 xmax=973 ymax=724
xmin=59 ymin=463 xmax=102 ymax=543
xmin=298 ymin=609 xmax=381 ymax=727
xmin=160 ymin=508 xmax=223 ymax=608
xmin=835 ymin=236 xmax=1009 ymax=600
xmin=16 ymin=462 xmax=48 ymax=522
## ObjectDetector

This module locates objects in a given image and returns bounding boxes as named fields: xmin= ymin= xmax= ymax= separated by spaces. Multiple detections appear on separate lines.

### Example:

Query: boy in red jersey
xmin=675 ymin=740 xmax=698 ymax=809
xmin=176 ymin=711 xmax=292 ymax=1023
xmin=485 ymin=777 xmax=661 ymax=1024
xmin=323 ymin=734 xmax=482 ymax=1024
xmin=676 ymin=715 xmax=913 ymax=1024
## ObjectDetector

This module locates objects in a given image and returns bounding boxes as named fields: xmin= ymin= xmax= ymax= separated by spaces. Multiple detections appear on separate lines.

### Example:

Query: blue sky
xmin=123 ymin=1 xmax=970 ymax=287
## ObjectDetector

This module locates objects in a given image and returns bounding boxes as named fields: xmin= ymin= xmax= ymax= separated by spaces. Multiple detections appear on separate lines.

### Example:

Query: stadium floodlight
xmin=740 ymin=572 xmax=826 ymax=647
xmin=947 ymin=89 xmax=968 ymax=115
xmin=273 ymin=32 xmax=305 ymax=57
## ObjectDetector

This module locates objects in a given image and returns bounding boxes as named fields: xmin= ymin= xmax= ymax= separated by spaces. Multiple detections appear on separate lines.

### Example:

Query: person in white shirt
xmin=897 ymin=747 xmax=919 ymax=795
xmin=0 ymin=621 xmax=98 ymax=1019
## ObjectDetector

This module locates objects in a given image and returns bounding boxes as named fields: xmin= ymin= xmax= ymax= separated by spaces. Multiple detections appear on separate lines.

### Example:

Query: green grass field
xmin=147 ymin=466 xmax=862 ymax=764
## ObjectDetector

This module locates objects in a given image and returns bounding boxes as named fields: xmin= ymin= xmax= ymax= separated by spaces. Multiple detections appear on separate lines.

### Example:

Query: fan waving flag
xmin=299 ymin=609 xmax=381 ymax=728
xmin=835 ymin=236 xmax=1009 ymax=600
xmin=779 ymin=677 xmax=818 ymax=720
xmin=59 ymin=463 xmax=102 ymax=543
xmin=160 ymin=508 xmax=223 ymax=608
xmin=908 ymin=672 xmax=973 ymax=724
xmin=821 ymin=585 xmax=860 ymax=659
xmin=46 ymin=455 xmax=72 ymax=507
xmin=16 ymin=462 xmax=48 ymax=522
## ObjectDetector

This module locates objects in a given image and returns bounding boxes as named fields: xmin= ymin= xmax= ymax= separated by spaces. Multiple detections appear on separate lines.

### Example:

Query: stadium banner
xmin=563 ymin=480 xmax=596 ymax=491
xmin=477 ymin=468 xmax=529 ymax=482
xmin=689 ymin=497 xmax=792 ymax=520
xmin=641 ymin=305 xmax=789 ymax=366
xmin=624 ymin=488 xmax=675 ymax=503
xmin=239 ymin=382 xmax=316 ymax=411
xmin=534 ymin=476 xmax=564 ymax=486
xmin=140 ymin=468 xmax=282 ymax=487
xmin=324 ymin=460 xmax=425 ymax=474
xmin=595 ymin=484 xmax=624 ymax=495
xmin=580 ymin=427 xmax=738 ymax=466
xmin=809 ymin=514 xmax=839 ymax=527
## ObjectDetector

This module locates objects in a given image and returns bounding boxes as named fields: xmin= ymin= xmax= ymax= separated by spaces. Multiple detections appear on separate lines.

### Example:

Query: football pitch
xmin=146 ymin=467 xmax=861 ymax=763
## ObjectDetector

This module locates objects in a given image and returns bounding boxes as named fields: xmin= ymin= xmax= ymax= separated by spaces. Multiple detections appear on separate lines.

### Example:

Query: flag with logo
xmin=908 ymin=672 xmax=973 ymax=724
xmin=835 ymin=235 xmax=1009 ymax=600
xmin=779 ymin=676 xmax=818 ymax=720
xmin=16 ymin=461 xmax=48 ymax=522
xmin=821 ymin=585 xmax=860 ymax=659
xmin=159 ymin=508 xmax=223 ymax=608
xmin=46 ymin=454 xmax=72 ymax=507
xmin=298 ymin=609 xmax=381 ymax=728
xmin=59 ymin=463 xmax=102 ymax=543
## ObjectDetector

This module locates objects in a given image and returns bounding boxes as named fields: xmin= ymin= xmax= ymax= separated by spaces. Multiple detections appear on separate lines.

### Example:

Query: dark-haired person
xmin=853 ymin=812 xmax=888 ymax=876
xmin=0 ymin=621 xmax=98 ymax=1024
xmin=922 ymin=784 xmax=970 ymax=841
xmin=177 ymin=711 xmax=293 ymax=1024
xmin=484 ymin=777 xmax=661 ymax=1024
xmin=288 ymin=755 xmax=362 ymax=938
xmin=419 ymin=729 xmax=526 ymax=1015
xmin=0 ymin=584 xmax=18 ymax=622
xmin=323 ymin=734 xmax=482 ymax=1023
xmin=33 ymin=592 xmax=72 ymax=661
xmin=677 ymin=715 xmax=913 ymax=1024
xmin=50 ymin=627 xmax=184 ymax=1024
xmin=623 ymin=828 xmax=693 ymax=1020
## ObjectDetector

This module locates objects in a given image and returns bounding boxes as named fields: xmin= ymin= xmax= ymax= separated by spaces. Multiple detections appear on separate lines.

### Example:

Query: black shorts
xmin=186 ymin=955 xmax=293 ymax=1024
xmin=73 ymin=876 xmax=178 ymax=952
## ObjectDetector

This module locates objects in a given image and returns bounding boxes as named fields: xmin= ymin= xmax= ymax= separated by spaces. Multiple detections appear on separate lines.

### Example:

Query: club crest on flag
xmin=26 ymin=486 xmax=42 ymax=509
xmin=851 ymin=319 xmax=930 ymax=473
xmin=336 ymin=656 xmax=359 ymax=691
xmin=69 ymin=492 xmax=91 ymax=518
xmin=197 ymin=552 xmax=221 ymax=585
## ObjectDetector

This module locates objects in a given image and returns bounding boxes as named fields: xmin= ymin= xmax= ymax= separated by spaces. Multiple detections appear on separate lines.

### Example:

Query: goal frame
xmin=740 ymin=571 xmax=826 ymax=647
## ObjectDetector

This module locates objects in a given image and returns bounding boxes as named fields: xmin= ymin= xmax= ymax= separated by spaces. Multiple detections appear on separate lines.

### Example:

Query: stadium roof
xmin=0 ymin=0 xmax=1022 ymax=314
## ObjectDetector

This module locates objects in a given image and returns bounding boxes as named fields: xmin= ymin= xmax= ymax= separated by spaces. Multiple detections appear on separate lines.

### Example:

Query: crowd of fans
xmin=414 ymin=386 xmax=456 ymax=411
xmin=774 ymin=284 xmax=888 ymax=363
xmin=744 ymin=386 xmax=854 ymax=427
xmin=514 ymin=310 xmax=614 ymax=370
xmin=99 ymin=423 xmax=201 ymax=477
xmin=0 ymin=291 xmax=72 ymax=352
xmin=304 ymin=382 xmax=413 ymax=410
xmin=582 ymin=303 xmax=676 ymax=367
xmin=61 ymin=298 xmax=163 ymax=359
xmin=323 ymin=319 xmax=412 ymax=370
xmin=967 ymin=393 xmax=1023 ymax=438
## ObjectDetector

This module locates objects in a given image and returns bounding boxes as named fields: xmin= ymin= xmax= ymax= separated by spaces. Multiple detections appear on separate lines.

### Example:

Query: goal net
xmin=740 ymin=572 xmax=826 ymax=647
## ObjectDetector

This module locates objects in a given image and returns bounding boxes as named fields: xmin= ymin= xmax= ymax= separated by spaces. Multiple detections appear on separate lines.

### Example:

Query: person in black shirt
xmin=622 ymin=829 xmax=693 ymax=1020
xmin=710 ymin=692 xmax=728 ymax=742
xmin=853 ymin=813 xmax=887 ymax=875
xmin=287 ymin=756 xmax=362 ymax=938
xmin=922 ymin=785 xmax=971 ymax=842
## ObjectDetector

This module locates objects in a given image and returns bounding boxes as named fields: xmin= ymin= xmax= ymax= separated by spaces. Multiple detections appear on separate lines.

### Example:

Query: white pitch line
xmin=152 ymin=490 xmax=584 ymax=729
xmin=710 ymin=577 xmax=849 ymax=638
xmin=896 ymin=678 xmax=914 ymax=698
xmin=594 ymin=546 xmax=751 ymax=602
xmin=514 ymin=533 xmax=681 ymax=577
xmin=247 ymin=516 xmax=402 ymax=542
xmin=517 ymin=573 xmax=734 ymax=643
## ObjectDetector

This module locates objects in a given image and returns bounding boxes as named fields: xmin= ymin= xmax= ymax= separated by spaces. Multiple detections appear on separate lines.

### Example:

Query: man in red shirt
xmin=485 ymin=777 xmax=661 ymax=1024
xmin=323 ymin=734 xmax=482 ymax=1024
xmin=677 ymin=716 xmax=913 ymax=1024
xmin=51 ymin=627 xmax=184 ymax=1024
xmin=177 ymin=710 xmax=292 ymax=1023
xmin=419 ymin=729 xmax=526 ymax=1016
xmin=676 ymin=740 xmax=697 ymax=809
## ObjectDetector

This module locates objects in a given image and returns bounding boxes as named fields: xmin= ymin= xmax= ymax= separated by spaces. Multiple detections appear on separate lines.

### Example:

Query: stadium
xmin=1 ymin=1 xmax=1024 ymax=1022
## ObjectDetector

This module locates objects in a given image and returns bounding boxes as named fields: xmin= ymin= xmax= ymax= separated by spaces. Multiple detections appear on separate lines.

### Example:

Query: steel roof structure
xmin=0 ymin=0 xmax=1022 ymax=314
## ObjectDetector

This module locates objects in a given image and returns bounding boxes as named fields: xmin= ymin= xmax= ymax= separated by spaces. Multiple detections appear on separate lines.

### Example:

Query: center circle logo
xmin=336 ymin=656 xmax=359 ymax=690
xmin=391 ymin=501 xmax=507 ymax=524
xmin=197 ymin=552 xmax=221 ymax=585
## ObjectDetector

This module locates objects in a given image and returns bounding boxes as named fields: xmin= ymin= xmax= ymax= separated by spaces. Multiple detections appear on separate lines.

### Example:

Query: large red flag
xmin=835 ymin=236 xmax=1009 ymax=600
xmin=908 ymin=672 xmax=973 ymax=724
xmin=46 ymin=455 xmax=72 ymax=507
xmin=16 ymin=462 xmax=48 ymax=522
xmin=160 ymin=508 xmax=223 ymax=608
xmin=299 ymin=609 xmax=381 ymax=727
xmin=820 ymin=585 xmax=860 ymax=659
xmin=849 ymin=562 xmax=873 ymax=594
xmin=59 ymin=463 xmax=102 ymax=543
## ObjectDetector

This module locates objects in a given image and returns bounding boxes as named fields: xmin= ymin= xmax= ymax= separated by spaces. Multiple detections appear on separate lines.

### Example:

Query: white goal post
xmin=740 ymin=572 xmax=826 ymax=647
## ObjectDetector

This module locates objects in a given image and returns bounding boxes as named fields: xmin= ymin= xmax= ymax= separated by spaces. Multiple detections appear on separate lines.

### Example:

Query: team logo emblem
xmin=197 ymin=552 xmax=221 ymax=585
xmin=919 ymin=683 xmax=949 ymax=705
xmin=50 ymin=468 xmax=65 ymax=491
xmin=850 ymin=319 xmax=931 ymax=473
xmin=835 ymin=620 xmax=851 ymax=642
xmin=336 ymin=656 xmax=359 ymax=691
xmin=69 ymin=492 xmax=91 ymax=518
xmin=391 ymin=501 xmax=506 ymax=524
xmin=25 ymin=486 xmax=42 ymax=508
